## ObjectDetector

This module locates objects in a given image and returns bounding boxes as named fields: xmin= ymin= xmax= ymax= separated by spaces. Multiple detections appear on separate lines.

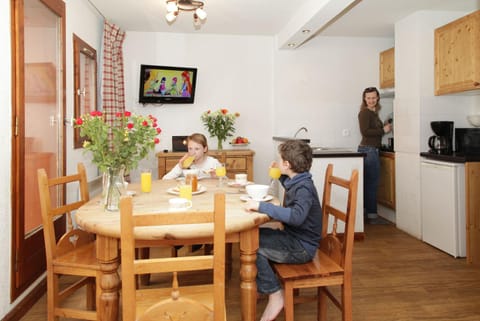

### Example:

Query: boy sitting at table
xmin=244 ymin=140 xmax=322 ymax=321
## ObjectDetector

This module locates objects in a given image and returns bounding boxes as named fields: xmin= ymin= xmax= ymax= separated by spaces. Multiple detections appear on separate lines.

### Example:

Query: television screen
xmin=139 ymin=64 xmax=197 ymax=104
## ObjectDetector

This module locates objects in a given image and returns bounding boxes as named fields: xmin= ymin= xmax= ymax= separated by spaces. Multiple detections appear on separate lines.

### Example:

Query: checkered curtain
xmin=83 ymin=57 xmax=92 ymax=113
xmin=102 ymin=21 xmax=126 ymax=126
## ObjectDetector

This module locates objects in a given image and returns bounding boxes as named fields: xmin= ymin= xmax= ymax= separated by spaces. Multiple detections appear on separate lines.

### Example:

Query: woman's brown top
xmin=358 ymin=108 xmax=384 ymax=148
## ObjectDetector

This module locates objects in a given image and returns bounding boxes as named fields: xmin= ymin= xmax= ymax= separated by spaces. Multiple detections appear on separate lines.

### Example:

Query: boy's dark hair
xmin=278 ymin=140 xmax=312 ymax=173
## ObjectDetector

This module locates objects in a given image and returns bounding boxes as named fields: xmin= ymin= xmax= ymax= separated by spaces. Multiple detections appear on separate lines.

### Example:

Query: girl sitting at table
xmin=162 ymin=133 xmax=220 ymax=180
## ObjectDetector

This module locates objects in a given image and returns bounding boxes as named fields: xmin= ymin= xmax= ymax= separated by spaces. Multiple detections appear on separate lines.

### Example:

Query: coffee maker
xmin=428 ymin=121 xmax=453 ymax=154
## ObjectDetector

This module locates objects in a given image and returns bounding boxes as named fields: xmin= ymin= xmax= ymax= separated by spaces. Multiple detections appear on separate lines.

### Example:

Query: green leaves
xmin=75 ymin=111 xmax=160 ymax=172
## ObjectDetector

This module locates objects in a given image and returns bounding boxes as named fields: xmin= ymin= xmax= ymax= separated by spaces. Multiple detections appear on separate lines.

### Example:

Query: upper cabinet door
xmin=379 ymin=47 xmax=394 ymax=89
xmin=435 ymin=10 xmax=480 ymax=95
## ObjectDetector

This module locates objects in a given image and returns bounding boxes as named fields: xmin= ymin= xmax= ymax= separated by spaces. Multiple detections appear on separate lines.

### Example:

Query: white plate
xmin=240 ymin=195 xmax=273 ymax=202
xmin=227 ymin=181 xmax=253 ymax=187
xmin=167 ymin=185 xmax=207 ymax=196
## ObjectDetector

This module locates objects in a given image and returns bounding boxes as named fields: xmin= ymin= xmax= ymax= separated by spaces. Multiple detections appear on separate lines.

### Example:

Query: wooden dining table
xmin=75 ymin=178 xmax=276 ymax=321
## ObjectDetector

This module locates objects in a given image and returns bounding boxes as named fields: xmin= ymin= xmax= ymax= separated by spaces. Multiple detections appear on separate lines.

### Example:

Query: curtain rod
xmin=86 ymin=0 xmax=106 ymax=20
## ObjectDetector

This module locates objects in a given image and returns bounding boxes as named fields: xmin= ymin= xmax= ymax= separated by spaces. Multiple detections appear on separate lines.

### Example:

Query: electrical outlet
xmin=342 ymin=129 xmax=350 ymax=137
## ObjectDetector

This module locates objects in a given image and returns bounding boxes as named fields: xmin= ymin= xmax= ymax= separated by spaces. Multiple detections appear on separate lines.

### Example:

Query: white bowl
xmin=467 ymin=114 xmax=480 ymax=127
xmin=245 ymin=184 xmax=269 ymax=201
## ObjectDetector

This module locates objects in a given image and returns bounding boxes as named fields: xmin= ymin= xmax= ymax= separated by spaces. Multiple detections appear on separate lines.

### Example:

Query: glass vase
xmin=102 ymin=166 xmax=125 ymax=211
xmin=217 ymin=138 xmax=224 ymax=150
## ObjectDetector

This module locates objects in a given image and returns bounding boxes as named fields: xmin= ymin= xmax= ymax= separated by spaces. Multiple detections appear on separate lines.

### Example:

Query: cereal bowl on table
xmin=245 ymin=184 xmax=269 ymax=201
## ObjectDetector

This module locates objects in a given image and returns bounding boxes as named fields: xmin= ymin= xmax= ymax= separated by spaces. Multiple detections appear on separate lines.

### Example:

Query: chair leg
xmin=318 ymin=287 xmax=327 ymax=321
xmin=86 ymin=278 xmax=96 ymax=310
xmin=341 ymin=283 xmax=352 ymax=321
xmin=48 ymin=272 xmax=59 ymax=321
xmin=226 ymin=243 xmax=233 ymax=280
xmin=283 ymin=283 xmax=295 ymax=321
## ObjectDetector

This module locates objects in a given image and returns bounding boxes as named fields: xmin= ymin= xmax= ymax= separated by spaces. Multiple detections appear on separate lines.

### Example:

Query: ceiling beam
xmin=277 ymin=0 xmax=360 ymax=49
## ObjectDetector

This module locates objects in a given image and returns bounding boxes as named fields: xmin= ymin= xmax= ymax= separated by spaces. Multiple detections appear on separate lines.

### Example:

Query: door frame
xmin=10 ymin=0 xmax=66 ymax=301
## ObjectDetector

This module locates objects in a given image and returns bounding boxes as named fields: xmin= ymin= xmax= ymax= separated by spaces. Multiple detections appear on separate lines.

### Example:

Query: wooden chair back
xmin=320 ymin=163 xmax=358 ymax=274
xmin=37 ymin=162 xmax=99 ymax=321
xmin=38 ymin=163 xmax=92 ymax=260
xmin=273 ymin=163 xmax=358 ymax=321
xmin=120 ymin=193 xmax=226 ymax=321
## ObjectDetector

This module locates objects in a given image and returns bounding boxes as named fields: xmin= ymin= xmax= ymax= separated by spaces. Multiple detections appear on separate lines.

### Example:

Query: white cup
xmin=245 ymin=184 xmax=269 ymax=201
xmin=235 ymin=173 xmax=248 ymax=185
xmin=168 ymin=197 xmax=193 ymax=212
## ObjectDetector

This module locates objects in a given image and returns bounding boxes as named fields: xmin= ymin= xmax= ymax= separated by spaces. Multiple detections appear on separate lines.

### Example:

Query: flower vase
xmin=217 ymin=138 xmax=224 ymax=150
xmin=102 ymin=166 xmax=125 ymax=211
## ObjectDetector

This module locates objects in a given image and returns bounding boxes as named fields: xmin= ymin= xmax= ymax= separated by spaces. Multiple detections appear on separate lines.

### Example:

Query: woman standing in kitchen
xmin=357 ymin=87 xmax=392 ymax=224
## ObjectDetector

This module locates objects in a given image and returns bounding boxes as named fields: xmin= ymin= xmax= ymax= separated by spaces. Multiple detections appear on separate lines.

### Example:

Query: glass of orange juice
xmin=215 ymin=163 xmax=227 ymax=188
xmin=140 ymin=169 xmax=152 ymax=193
xmin=268 ymin=166 xmax=281 ymax=196
xmin=269 ymin=167 xmax=281 ymax=180
xmin=179 ymin=184 xmax=192 ymax=200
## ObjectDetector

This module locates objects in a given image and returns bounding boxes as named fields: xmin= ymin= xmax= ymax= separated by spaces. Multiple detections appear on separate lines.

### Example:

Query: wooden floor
xmin=20 ymin=224 xmax=480 ymax=321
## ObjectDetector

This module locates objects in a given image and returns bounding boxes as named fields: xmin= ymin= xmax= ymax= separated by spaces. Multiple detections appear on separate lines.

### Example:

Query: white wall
xmin=123 ymin=32 xmax=275 ymax=183
xmin=395 ymin=10 xmax=480 ymax=238
xmin=273 ymin=36 xmax=394 ymax=149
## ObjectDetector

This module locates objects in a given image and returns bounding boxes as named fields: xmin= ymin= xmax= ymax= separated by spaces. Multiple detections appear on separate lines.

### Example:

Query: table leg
xmin=239 ymin=227 xmax=259 ymax=321
xmin=96 ymin=235 xmax=120 ymax=321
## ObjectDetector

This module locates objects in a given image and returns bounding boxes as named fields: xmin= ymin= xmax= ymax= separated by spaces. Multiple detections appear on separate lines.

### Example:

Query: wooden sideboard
xmin=156 ymin=149 xmax=255 ymax=181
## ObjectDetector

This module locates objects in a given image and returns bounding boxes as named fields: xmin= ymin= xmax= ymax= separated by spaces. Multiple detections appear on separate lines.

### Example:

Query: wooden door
xmin=11 ymin=0 xmax=65 ymax=300
xmin=465 ymin=162 xmax=480 ymax=264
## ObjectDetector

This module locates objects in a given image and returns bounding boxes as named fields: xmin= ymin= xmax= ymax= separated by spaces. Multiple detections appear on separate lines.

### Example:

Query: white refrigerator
xmin=420 ymin=159 xmax=466 ymax=257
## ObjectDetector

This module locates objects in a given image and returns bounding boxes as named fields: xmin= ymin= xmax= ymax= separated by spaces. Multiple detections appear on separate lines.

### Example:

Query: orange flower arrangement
xmin=201 ymin=108 xmax=239 ymax=150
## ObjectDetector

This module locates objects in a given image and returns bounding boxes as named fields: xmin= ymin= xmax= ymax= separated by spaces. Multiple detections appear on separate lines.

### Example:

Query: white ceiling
xmin=88 ymin=0 xmax=479 ymax=48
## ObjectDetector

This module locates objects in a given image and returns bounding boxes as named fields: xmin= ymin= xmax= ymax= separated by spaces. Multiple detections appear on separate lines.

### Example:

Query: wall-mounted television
xmin=138 ymin=64 xmax=197 ymax=104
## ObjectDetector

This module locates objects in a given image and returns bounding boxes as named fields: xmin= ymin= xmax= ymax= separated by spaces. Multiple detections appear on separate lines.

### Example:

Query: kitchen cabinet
xmin=156 ymin=149 xmax=255 ymax=181
xmin=465 ymin=162 xmax=480 ymax=264
xmin=379 ymin=47 xmax=395 ymax=88
xmin=434 ymin=10 xmax=480 ymax=95
xmin=378 ymin=152 xmax=395 ymax=209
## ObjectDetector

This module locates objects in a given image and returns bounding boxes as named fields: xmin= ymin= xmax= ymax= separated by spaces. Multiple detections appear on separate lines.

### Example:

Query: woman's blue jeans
xmin=357 ymin=145 xmax=380 ymax=217
xmin=256 ymin=228 xmax=313 ymax=294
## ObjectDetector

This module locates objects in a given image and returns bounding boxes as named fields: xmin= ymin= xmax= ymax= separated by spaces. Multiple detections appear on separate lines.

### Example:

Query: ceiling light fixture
xmin=165 ymin=0 xmax=207 ymax=25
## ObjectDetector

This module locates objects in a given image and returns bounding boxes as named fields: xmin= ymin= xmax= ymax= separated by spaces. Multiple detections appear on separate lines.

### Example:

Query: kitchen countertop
xmin=272 ymin=136 xmax=311 ymax=143
xmin=420 ymin=152 xmax=480 ymax=163
xmin=312 ymin=147 xmax=364 ymax=158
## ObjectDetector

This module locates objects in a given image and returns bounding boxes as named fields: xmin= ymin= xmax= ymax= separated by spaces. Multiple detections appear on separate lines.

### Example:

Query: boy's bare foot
xmin=260 ymin=290 xmax=284 ymax=321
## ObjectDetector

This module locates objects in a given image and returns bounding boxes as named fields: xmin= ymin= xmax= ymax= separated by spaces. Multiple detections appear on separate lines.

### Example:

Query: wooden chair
xmin=273 ymin=164 xmax=359 ymax=321
xmin=37 ymin=163 xmax=100 ymax=321
xmin=120 ymin=193 xmax=226 ymax=321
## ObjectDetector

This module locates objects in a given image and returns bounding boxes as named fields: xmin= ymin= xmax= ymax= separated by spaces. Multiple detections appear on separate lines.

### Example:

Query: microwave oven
xmin=455 ymin=128 xmax=480 ymax=155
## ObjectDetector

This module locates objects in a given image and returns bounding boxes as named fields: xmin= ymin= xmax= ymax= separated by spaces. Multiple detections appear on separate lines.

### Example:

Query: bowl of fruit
xmin=230 ymin=136 xmax=250 ymax=146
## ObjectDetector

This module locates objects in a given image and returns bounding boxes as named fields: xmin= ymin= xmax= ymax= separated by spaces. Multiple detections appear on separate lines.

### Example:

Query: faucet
xmin=294 ymin=126 xmax=308 ymax=138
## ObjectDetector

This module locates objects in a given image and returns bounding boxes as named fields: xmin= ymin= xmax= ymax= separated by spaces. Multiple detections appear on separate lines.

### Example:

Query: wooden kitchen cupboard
xmin=156 ymin=149 xmax=255 ymax=181
xmin=434 ymin=10 xmax=480 ymax=95
xmin=379 ymin=47 xmax=395 ymax=88
xmin=377 ymin=152 xmax=395 ymax=209
xmin=465 ymin=162 xmax=480 ymax=265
